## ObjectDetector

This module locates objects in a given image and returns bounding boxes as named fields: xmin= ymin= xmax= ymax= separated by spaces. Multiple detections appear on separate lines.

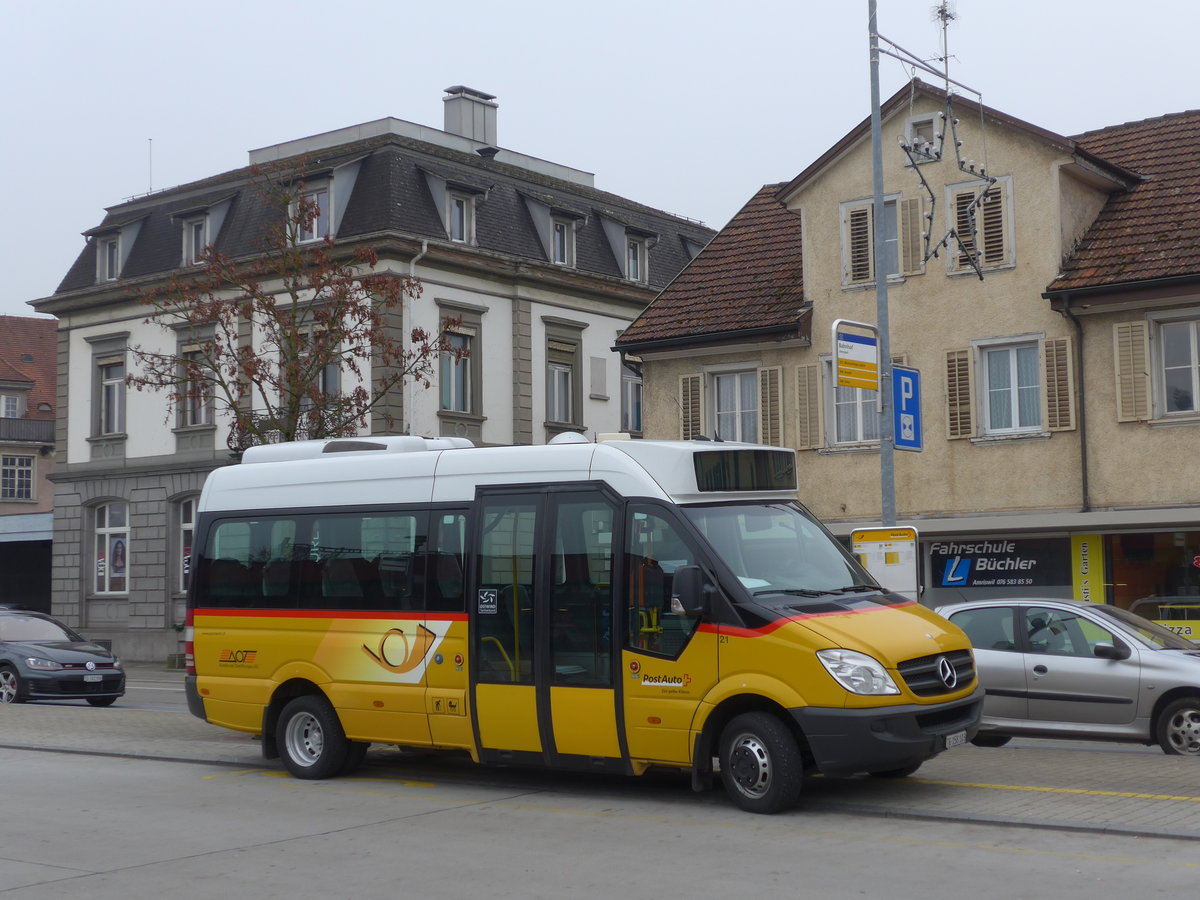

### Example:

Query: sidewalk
xmin=4 ymin=667 xmax=1200 ymax=839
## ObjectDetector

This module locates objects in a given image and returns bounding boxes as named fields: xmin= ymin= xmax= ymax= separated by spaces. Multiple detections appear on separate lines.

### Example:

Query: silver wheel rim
xmin=1166 ymin=707 xmax=1200 ymax=754
xmin=284 ymin=711 xmax=325 ymax=767
xmin=0 ymin=670 xmax=16 ymax=703
xmin=728 ymin=732 xmax=772 ymax=799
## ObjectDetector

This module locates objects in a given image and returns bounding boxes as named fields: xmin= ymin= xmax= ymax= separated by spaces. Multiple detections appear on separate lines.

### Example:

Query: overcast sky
xmin=3 ymin=0 xmax=1195 ymax=318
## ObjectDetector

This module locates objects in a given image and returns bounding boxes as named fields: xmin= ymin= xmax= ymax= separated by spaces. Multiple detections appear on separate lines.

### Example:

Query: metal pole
xmin=869 ymin=0 xmax=896 ymax=527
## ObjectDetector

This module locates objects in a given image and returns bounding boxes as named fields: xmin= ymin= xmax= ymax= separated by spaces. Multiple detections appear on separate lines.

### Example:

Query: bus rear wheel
xmin=718 ymin=712 xmax=804 ymax=814
xmin=277 ymin=695 xmax=350 ymax=779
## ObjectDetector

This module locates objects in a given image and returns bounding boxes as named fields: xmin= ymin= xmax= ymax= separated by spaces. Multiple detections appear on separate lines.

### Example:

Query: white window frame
xmin=552 ymin=218 xmax=575 ymax=266
xmin=183 ymin=216 xmax=208 ymax=265
xmin=1149 ymin=309 xmax=1200 ymax=417
xmin=0 ymin=394 xmax=19 ymax=418
xmin=0 ymin=454 xmax=34 ymax=501
xmin=298 ymin=186 xmax=330 ymax=243
xmin=621 ymin=359 xmax=643 ymax=434
xmin=179 ymin=349 xmax=212 ymax=427
xmin=626 ymin=237 xmax=647 ymax=283
xmin=94 ymin=501 xmax=129 ymax=595
xmin=440 ymin=330 xmax=473 ymax=413
xmin=99 ymin=236 xmax=120 ymax=281
xmin=977 ymin=337 xmax=1042 ymax=436
xmin=711 ymin=370 xmax=758 ymax=443
xmin=449 ymin=192 xmax=474 ymax=244
xmin=178 ymin=497 xmax=196 ymax=593
xmin=904 ymin=114 xmax=939 ymax=161
xmin=820 ymin=357 xmax=879 ymax=446
xmin=946 ymin=175 xmax=1014 ymax=275
xmin=547 ymin=362 xmax=573 ymax=423
xmin=98 ymin=358 xmax=126 ymax=436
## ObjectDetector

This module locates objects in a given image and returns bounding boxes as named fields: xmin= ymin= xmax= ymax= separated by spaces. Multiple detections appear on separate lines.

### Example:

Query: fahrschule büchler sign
xmin=931 ymin=538 xmax=1071 ymax=589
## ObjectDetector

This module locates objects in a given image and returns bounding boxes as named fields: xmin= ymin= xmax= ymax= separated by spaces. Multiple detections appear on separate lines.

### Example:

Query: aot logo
xmin=218 ymin=649 xmax=257 ymax=665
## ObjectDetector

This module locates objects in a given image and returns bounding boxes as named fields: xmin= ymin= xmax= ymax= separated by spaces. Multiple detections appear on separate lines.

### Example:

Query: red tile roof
xmin=1050 ymin=110 xmax=1200 ymax=291
xmin=0 ymin=316 xmax=57 ymax=420
xmin=616 ymin=184 xmax=808 ymax=348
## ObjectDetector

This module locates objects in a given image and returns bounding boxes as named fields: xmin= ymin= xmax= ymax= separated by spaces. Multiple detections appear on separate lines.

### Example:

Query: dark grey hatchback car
xmin=0 ymin=609 xmax=125 ymax=706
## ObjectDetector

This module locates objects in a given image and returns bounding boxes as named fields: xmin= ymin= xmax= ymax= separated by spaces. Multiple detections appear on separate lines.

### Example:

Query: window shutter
xmin=795 ymin=365 xmax=821 ymax=450
xmin=757 ymin=366 xmax=783 ymax=447
xmin=980 ymin=186 xmax=1007 ymax=266
xmin=945 ymin=349 xmax=973 ymax=438
xmin=679 ymin=373 xmax=704 ymax=440
xmin=899 ymin=198 xmax=924 ymax=276
xmin=1043 ymin=337 xmax=1075 ymax=431
xmin=953 ymin=189 xmax=978 ymax=270
xmin=847 ymin=206 xmax=873 ymax=284
xmin=1113 ymin=321 xmax=1150 ymax=422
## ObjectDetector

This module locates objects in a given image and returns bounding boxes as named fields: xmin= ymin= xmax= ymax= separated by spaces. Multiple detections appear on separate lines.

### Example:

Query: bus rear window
xmin=693 ymin=450 xmax=796 ymax=493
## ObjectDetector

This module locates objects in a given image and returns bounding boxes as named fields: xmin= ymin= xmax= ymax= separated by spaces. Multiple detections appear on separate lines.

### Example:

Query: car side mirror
xmin=1093 ymin=641 xmax=1131 ymax=661
xmin=670 ymin=565 xmax=710 ymax=616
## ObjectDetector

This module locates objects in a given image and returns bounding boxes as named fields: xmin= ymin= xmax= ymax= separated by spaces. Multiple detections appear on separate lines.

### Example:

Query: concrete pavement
xmin=3 ymin=662 xmax=1199 ymax=840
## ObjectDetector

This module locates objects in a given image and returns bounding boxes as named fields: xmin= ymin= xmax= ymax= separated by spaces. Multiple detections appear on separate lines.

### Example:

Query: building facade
xmin=0 ymin=316 xmax=57 ymax=611
xmin=618 ymin=80 xmax=1200 ymax=628
xmin=34 ymin=87 xmax=715 ymax=660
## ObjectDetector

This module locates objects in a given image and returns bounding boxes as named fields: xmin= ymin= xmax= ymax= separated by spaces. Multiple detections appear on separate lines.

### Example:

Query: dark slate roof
xmin=616 ymin=184 xmax=808 ymax=349
xmin=54 ymin=132 xmax=715 ymax=296
xmin=0 ymin=316 xmax=57 ymax=419
xmin=1049 ymin=109 xmax=1200 ymax=292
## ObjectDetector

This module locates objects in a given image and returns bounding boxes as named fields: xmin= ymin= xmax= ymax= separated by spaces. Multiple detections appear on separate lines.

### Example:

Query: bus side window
xmin=626 ymin=507 xmax=702 ymax=657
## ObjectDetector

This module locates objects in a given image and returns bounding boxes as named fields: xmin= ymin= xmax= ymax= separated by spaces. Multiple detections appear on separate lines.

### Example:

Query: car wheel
xmin=86 ymin=696 xmax=118 ymax=707
xmin=970 ymin=733 xmax=1012 ymax=748
xmin=276 ymin=695 xmax=350 ymax=779
xmin=869 ymin=762 xmax=922 ymax=778
xmin=719 ymin=712 xmax=804 ymax=814
xmin=1156 ymin=696 xmax=1200 ymax=756
xmin=0 ymin=665 xmax=23 ymax=703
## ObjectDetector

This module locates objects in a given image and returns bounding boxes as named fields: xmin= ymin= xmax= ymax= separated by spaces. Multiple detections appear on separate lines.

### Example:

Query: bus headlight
xmin=816 ymin=649 xmax=900 ymax=695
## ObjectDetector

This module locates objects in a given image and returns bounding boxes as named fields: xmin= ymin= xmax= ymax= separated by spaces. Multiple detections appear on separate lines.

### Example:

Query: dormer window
xmin=0 ymin=394 xmax=20 ymax=418
xmin=100 ymin=237 xmax=120 ymax=281
xmin=626 ymin=237 xmax=647 ymax=283
xmin=904 ymin=115 xmax=939 ymax=162
xmin=449 ymin=192 xmax=474 ymax=243
xmin=552 ymin=218 xmax=574 ymax=266
xmin=298 ymin=186 xmax=330 ymax=243
xmin=183 ymin=216 xmax=207 ymax=265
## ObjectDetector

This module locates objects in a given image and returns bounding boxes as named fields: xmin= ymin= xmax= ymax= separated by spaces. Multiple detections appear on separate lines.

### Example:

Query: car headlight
xmin=816 ymin=648 xmax=900 ymax=695
xmin=112 ymin=658 xmax=123 ymax=670
xmin=25 ymin=657 xmax=64 ymax=671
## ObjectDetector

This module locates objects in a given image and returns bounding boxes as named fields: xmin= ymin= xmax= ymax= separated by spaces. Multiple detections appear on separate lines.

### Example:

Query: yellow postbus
xmin=185 ymin=434 xmax=981 ymax=813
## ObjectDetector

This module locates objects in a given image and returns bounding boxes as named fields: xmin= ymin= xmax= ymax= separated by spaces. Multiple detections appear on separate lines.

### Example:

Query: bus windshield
xmin=681 ymin=502 xmax=884 ymax=607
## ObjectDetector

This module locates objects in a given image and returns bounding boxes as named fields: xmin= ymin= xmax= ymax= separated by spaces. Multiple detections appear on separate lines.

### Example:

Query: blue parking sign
xmin=892 ymin=365 xmax=922 ymax=452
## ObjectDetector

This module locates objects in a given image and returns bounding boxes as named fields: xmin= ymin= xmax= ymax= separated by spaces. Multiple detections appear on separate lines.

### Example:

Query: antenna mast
xmin=935 ymin=2 xmax=957 ymax=96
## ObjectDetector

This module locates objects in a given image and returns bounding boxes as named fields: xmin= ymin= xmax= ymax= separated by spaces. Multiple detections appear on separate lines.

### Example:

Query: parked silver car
xmin=935 ymin=598 xmax=1200 ymax=755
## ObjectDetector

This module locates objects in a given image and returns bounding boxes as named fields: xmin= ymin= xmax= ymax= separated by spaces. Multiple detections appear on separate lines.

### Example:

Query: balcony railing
xmin=0 ymin=418 xmax=54 ymax=443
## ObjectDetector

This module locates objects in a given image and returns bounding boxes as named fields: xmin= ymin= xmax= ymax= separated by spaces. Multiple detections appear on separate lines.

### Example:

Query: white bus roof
xmin=197 ymin=435 xmax=798 ymax=515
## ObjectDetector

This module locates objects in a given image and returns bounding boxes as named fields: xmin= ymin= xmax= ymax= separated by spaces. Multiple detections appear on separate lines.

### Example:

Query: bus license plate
xmin=83 ymin=674 xmax=102 ymax=683
xmin=944 ymin=730 xmax=966 ymax=750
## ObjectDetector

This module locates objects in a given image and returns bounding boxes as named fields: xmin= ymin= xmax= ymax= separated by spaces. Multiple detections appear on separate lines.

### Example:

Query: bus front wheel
xmin=718 ymin=712 xmax=804 ymax=814
xmin=277 ymin=695 xmax=350 ymax=779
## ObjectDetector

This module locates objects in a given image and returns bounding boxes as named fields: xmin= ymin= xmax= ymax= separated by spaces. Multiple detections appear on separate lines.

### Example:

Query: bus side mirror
xmin=671 ymin=565 xmax=709 ymax=616
xmin=1093 ymin=641 xmax=1131 ymax=661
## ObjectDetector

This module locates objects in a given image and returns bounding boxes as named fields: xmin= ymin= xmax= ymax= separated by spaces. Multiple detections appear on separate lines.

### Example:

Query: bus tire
xmin=341 ymin=741 xmax=370 ymax=775
xmin=970 ymin=733 xmax=1012 ymax=748
xmin=719 ymin=712 xmax=804 ymax=814
xmin=277 ymin=695 xmax=350 ymax=779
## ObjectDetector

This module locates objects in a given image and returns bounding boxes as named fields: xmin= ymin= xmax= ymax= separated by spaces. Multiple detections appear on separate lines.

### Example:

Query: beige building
xmin=617 ymin=80 xmax=1200 ymax=621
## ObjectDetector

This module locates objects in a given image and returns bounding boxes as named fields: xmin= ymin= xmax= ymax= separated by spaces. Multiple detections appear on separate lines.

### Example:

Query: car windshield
xmin=1092 ymin=605 xmax=1197 ymax=650
xmin=0 ymin=614 xmax=79 ymax=643
xmin=681 ymin=502 xmax=893 ymax=609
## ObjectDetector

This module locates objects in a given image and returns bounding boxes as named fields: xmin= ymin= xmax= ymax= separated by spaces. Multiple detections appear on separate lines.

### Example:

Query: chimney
xmin=443 ymin=85 xmax=498 ymax=146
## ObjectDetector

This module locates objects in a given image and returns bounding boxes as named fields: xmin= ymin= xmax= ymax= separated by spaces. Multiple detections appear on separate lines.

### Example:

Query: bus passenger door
xmin=621 ymin=504 xmax=719 ymax=767
xmin=472 ymin=489 xmax=622 ymax=766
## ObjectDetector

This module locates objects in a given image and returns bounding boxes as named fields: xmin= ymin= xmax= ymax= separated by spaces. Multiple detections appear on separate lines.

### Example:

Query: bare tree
xmin=128 ymin=160 xmax=463 ymax=452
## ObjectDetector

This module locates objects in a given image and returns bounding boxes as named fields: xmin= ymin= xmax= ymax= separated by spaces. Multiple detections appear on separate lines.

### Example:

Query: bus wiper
xmin=753 ymin=588 xmax=829 ymax=598
xmin=831 ymin=585 xmax=878 ymax=594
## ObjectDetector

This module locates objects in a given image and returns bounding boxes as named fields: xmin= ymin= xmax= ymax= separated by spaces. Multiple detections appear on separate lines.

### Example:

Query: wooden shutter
xmin=795 ymin=365 xmax=821 ymax=450
xmin=1043 ymin=337 xmax=1075 ymax=431
xmin=953 ymin=189 xmax=978 ymax=270
xmin=1114 ymin=321 xmax=1151 ymax=422
xmin=847 ymin=205 xmax=873 ymax=284
xmin=945 ymin=349 xmax=973 ymax=438
xmin=679 ymin=373 xmax=704 ymax=439
xmin=757 ymin=366 xmax=783 ymax=447
xmin=980 ymin=186 xmax=1007 ymax=266
xmin=899 ymin=197 xmax=924 ymax=276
